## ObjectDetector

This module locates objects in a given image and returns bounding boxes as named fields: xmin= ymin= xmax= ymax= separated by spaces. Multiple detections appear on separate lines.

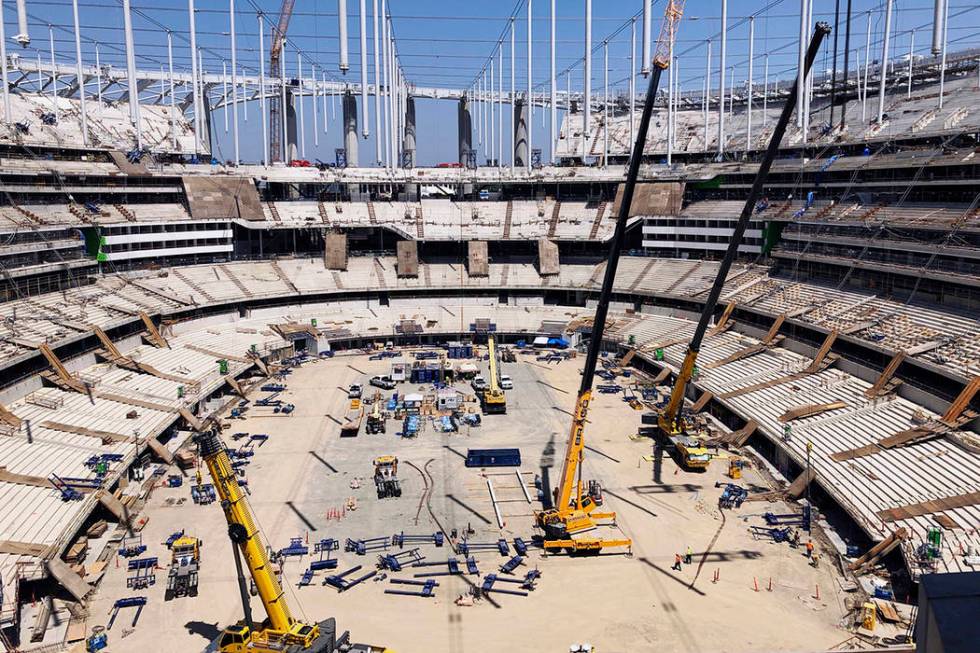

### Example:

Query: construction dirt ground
xmin=85 ymin=351 xmax=855 ymax=653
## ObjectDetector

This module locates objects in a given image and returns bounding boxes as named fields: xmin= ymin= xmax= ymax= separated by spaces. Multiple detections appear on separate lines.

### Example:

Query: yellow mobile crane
xmin=196 ymin=428 xmax=384 ymax=652
xmin=657 ymin=22 xmax=831 ymax=470
xmin=533 ymin=2 xmax=687 ymax=555
xmin=482 ymin=335 xmax=507 ymax=414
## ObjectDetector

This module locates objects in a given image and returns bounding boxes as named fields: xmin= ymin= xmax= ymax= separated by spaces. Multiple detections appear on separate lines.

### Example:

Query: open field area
xmin=86 ymin=352 xmax=853 ymax=653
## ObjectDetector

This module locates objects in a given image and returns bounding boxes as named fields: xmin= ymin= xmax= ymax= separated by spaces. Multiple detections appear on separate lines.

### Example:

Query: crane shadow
xmin=184 ymin=620 xmax=222 ymax=642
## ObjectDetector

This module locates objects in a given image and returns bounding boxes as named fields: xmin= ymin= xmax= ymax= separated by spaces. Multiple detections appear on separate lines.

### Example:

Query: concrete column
xmin=286 ymin=90 xmax=298 ymax=163
xmin=402 ymin=96 xmax=416 ymax=167
xmin=343 ymin=91 xmax=359 ymax=166
xmin=457 ymin=96 xmax=472 ymax=164
xmin=514 ymin=97 xmax=529 ymax=168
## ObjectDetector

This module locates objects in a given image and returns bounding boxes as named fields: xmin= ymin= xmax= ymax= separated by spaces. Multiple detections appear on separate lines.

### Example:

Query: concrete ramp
xmin=107 ymin=150 xmax=149 ymax=175
xmin=536 ymin=238 xmax=560 ymax=276
xmin=324 ymin=233 xmax=349 ymax=270
xmin=182 ymin=176 xmax=265 ymax=221
xmin=611 ymin=181 xmax=685 ymax=217
xmin=98 ymin=490 xmax=133 ymax=524
xmin=145 ymin=438 xmax=175 ymax=464
xmin=46 ymin=557 xmax=93 ymax=602
xmin=467 ymin=241 xmax=489 ymax=277
xmin=396 ymin=241 xmax=419 ymax=277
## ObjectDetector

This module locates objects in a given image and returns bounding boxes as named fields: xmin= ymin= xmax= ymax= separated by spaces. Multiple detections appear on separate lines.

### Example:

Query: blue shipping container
xmin=465 ymin=448 xmax=521 ymax=468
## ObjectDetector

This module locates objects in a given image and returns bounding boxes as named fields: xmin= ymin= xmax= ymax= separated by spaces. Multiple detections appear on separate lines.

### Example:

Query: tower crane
xmin=482 ymin=335 xmax=506 ymax=414
xmin=195 ymin=428 xmax=386 ymax=652
xmin=532 ymin=1 xmax=687 ymax=555
xmin=656 ymin=22 xmax=831 ymax=470
xmin=269 ymin=0 xmax=296 ymax=163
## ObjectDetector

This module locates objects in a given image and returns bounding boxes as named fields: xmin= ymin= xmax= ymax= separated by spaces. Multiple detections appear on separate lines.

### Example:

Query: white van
xmin=500 ymin=375 xmax=513 ymax=390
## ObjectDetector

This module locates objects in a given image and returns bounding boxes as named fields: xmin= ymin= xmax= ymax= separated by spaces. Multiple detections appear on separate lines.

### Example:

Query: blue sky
xmin=6 ymin=1 xmax=977 ymax=164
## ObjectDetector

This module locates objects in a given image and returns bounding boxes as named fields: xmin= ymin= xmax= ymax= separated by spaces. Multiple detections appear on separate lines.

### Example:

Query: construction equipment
xmin=164 ymin=533 xmax=201 ymax=601
xmin=656 ymin=21 xmax=831 ymax=471
xmin=764 ymin=504 xmax=812 ymax=531
xmin=391 ymin=532 xmax=444 ymax=548
xmin=458 ymin=539 xmax=510 ymax=557
xmin=323 ymin=565 xmax=377 ymax=592
xmin=373 ymin=456 xmax=401 ymax=499
xmin=106 ymin=597 xmax=146 ymax=630
xmin=85 ymin=626 xmax=108 ymax=652
xmin=728 ymin=456 xmax=746 ymax=480
xmin=411 ymin=557 xmax=479 ymax=577
xmin=716 ymin=483 xmax=748 ymax=509
xmin=126 ymin=557 xmax=158 ymax=590
xmin=860 ymin=602 xmax=877 ymax=631
xmin=750 ymin=526 xmax=793 ymax=543
xmin=384 ymin=578 xmax=437 ymax=598
xmin=345 ymin=536 xmax=390 ymax=556
xmin=532 ymin=3 xmax=695 ymax=556
xmin=118 ymin=535 xmax=146 ymax=558
xmin=195 ymin=429 xmax=346 ymax=652
xmin=366 ymin=393 xmax=386 ymax=434
xmin=481 ymin=335 xmax=507 ymax=414
xmin=268 ymin=0 xmax=296 ymax=163
xmin=50 ymin=474 xmax=84 ymax=501
xmin=377 ymin=548 xmax=424 ymax=572
xmin=341 ymin=399 xmax=364 ymax=437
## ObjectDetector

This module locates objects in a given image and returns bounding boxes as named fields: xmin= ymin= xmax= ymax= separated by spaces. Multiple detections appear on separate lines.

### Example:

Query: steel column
xmin=373 ymin=0 xmax=381 ymax=164
xmin=258 ymin=13 xmax=267 ymax=166
xmin=718 ymin=0 xmax=727 ymax=156
xmin=122 ymin=0 xmax=141 ymax=146
xmin=188 ymin=0 xmax=200 ymax=153
xmin=584 ymin=0 xmax=591 ymax=160
xmin=877 ymin=0 xmax=892 ymax=124
xmin=747 ymin=16 xmax=754 ymax=150
xmin=69 ymin=0 xmax=88 ymax=145
xmin=339 ymin=0 xmax=349 ymax=74
xmin=526 ymin=0 xmax=532 ymax=171
xmin=938 ymin=0 xmax=949 ymax=109
xmin=629 ymin=18 xmax=636 ymax=150
xmin=641 ymin=0 xmax=651 ymax=76
xmin=230 ymin=0 xmax=239 ymax=162
xmin=0 ymin=1 xmax=10 ymax=120
xmin=704 ymin=39 xmax=711 ymax=152
xmin=550 ymin=0 xmax=556 ymax=164
xmin=603 ymin=41 xmax=608 ymax=168
xmin=167 ymin=31 xmax=176 ymax=150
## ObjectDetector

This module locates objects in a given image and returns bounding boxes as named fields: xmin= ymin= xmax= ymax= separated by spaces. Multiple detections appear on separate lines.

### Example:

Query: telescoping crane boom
xmin=532 ymin=1 xmax=687 ymax=555
xmin=196 ymin=428 xmax=382 ymax=652
xmin=657 ymin=22 xmax=832 ymax=469
xmin=482 ymin=335 xmax=507 ymax=414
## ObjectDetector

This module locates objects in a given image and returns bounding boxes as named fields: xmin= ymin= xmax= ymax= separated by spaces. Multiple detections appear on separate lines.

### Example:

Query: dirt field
xmin=86 ymin=351 xmax=851 ymax=653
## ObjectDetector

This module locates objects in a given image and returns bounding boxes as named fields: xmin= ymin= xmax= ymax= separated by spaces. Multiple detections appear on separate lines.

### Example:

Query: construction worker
xmin=685 ymin=545 xmax=693 ymax=565
xmin=672 ymin=553 xmax=683 ymax=572
xmin=805 ymin=540 xmax=814 ymax=559
xmin=791 ymin=530 xmax=801 ymax=548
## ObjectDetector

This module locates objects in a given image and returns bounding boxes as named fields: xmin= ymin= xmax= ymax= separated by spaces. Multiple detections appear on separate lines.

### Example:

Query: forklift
xmin=164 ymin=533 xmax=201 ymax=600
xmin=373 ymin=456 xmax=401 ymax=499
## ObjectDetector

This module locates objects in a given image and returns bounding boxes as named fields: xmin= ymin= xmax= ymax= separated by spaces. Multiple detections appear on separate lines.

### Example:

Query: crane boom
xmin=535 ymin=1 xmax=686 ymax=554
xmin=197 ymin=428 xmax=338 ymax=652
xmin=483 ymin=335 xmax=506 ymax=414
xmin=269 ymin=0 xmax=296 ymax=163
xmin=658 ymin=23 xmax=831 ymax=456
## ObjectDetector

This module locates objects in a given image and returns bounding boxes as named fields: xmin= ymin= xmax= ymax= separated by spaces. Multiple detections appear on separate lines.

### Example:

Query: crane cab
xmin=214 ymin=620 xmax=328 ymax=653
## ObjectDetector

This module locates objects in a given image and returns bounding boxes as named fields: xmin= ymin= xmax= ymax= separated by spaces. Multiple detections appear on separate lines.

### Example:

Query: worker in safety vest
xmin=805 ymin=540 xmax=814 ymax=559
xmin=685 ymin=546 xmax=693 ymax=565
xmin=672 ymin=553 xmax=683 ymax=571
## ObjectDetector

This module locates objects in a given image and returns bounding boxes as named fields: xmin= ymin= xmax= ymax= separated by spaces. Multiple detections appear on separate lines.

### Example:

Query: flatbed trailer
xmin=341 ymin=399 xmax=363 ymax=437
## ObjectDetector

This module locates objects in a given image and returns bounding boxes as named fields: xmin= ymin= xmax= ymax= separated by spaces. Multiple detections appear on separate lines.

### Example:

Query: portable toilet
xmin=404 ymin=393 xmax=424 ymax=415
xmin=437 ymin=388 xmax=460 ymax=411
